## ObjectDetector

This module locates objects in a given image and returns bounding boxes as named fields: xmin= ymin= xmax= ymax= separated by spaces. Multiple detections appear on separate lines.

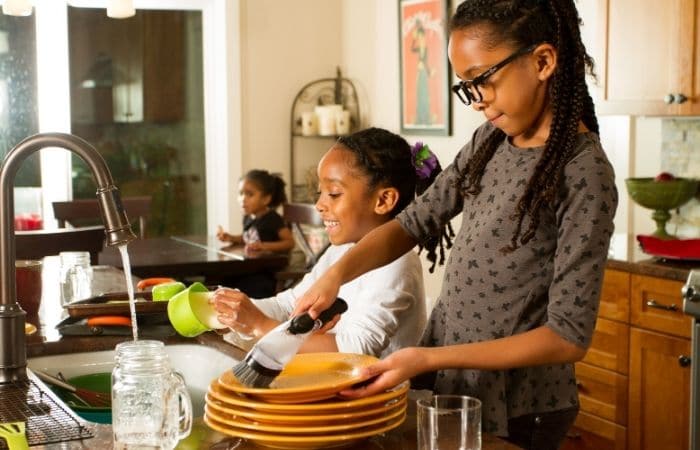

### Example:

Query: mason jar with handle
xmin=112 ymin=340 xmax=192 ymax=450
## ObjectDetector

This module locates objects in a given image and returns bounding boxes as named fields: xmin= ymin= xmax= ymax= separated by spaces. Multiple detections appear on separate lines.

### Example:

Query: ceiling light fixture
xmin=1 ymin=0 xmax=33 ymax=16
xmin=106 ymin=0 xmax=134 ymax=19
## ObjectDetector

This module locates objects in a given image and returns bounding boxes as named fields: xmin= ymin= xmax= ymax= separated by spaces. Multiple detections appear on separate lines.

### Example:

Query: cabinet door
xmin=599 ymin=269 xmax=629 ymax=323
xmin=630 ymin=274 xmax=691 ymax=338
xmin=142 ymin=11 xmax=185 ymax=123
xmin=596 ymin=0 xmax=695 ymax=115
xmin=628 ymin=328 xmax=691 ymax=450
xmin=687 ymin=0 xmax=700 ymax=114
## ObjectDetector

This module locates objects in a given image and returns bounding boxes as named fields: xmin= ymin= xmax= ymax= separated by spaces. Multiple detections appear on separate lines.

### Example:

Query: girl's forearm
xmin=329 ymin=219 xmax=417 ymax=285
xmin=421 ymin=326 xmax=587 ymax=373
xmin=262 ymin=240 xmax=295 ymax=253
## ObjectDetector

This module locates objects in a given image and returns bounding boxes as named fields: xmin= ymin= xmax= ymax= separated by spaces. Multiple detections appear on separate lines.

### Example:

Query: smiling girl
xmin=212 ymin=128 xmax=452 ymax=357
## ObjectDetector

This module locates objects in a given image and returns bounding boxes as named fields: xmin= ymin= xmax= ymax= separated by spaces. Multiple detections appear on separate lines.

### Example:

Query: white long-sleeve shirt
xmin=224 ymin=243 xmax=426 ymax=357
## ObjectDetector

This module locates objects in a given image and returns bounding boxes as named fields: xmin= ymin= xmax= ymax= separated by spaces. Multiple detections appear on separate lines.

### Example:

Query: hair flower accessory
xmin=411 ymin=141 xmax=438 ymax=180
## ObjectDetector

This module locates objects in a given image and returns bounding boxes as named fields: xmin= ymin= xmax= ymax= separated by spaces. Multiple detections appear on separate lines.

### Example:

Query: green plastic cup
xmin=167 ymin=282 xmax=224 ymax=337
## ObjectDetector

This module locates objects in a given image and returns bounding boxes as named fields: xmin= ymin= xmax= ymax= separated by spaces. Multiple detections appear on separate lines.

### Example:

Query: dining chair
xmin=274 ymin=202 xmax=330 ymax=292
xmin=15 ymin=225 xmax=106 ymax=265
xmin=52 ymin=196 xmax=152 ymax=239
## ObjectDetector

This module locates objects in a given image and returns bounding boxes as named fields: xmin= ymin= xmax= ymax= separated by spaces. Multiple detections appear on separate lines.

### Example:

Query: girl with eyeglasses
xmin=293 ymin=1 xmax=618 ymax=448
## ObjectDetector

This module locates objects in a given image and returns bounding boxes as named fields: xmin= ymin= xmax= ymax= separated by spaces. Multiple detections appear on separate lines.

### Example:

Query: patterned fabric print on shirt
xmin=397 ymin=122 xmax=618 ymax=436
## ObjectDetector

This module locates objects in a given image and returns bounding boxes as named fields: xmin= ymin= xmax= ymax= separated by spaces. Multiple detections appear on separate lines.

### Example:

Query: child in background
xmin=216 ymin=169 xmax=294 ymax=255
xmin=293 ymin=1 xmax=618 ymax=448
xmin=216 ymin=169 xmax=294 ymax=297
xmin=212 ymin=128 xmax=452 ymax=357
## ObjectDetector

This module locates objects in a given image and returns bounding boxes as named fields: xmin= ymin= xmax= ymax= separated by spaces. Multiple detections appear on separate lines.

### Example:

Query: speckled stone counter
xmin=606 ymin=232 xmax=700 ymax=282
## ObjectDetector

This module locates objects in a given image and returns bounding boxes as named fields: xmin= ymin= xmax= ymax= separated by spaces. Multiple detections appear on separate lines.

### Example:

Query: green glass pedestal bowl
xmin=625 ymin=177 xmax=699 ymax=239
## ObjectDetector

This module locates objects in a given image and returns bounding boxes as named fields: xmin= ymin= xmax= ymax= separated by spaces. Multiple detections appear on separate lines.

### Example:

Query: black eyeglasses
xmin=451 ymin=44 xmax=537 ymax=106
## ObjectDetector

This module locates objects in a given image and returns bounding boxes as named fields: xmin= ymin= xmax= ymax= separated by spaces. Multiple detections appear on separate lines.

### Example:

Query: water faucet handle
xmin=97 ymin=186 xmax=137 ymax=247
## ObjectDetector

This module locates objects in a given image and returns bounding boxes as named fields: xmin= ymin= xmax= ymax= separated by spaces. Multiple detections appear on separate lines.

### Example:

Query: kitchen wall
xmin=661 ymin=118 xmax=700 ymax=237
xmin=239 ymin=0 xmax=343 ymax=190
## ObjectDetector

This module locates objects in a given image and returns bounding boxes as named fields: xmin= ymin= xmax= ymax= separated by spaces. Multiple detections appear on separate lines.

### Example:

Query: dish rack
xmin=0 ymin=374 xmax=93 ymax=449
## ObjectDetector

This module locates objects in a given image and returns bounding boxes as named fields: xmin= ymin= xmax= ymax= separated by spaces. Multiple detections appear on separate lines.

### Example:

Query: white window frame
xmin=33 ymin=0 xmax=241 ymax=234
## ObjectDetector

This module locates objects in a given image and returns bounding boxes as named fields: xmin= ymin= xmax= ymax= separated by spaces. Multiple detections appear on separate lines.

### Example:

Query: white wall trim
xmin=35 ymin=0 xmax=72 ymax=229
xmin=202 ymin=0 xmax=241 ymax=236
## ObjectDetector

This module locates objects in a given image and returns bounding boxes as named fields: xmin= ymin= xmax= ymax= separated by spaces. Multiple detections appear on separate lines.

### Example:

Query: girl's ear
xmin=532 ymin=43 xmax=557 ymax=81
xmin=261 ymin=193 xmax=272 ymax=207
xmin=374 ymin=187 xmax=399 ymax=216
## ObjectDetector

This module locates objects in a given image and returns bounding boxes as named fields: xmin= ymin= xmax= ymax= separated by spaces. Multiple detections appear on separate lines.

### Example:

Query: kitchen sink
xmin=27 ymin=344 xmax=239 ymax=417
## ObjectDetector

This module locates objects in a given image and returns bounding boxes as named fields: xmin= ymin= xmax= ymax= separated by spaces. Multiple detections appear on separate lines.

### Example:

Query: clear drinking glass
xmin=417 ymin=394 xmax=482 ymax=450
xmin=112 ymin=340 xmax=193 ymax=450
xmin=59 ymin=251 xmax=93 ymax=305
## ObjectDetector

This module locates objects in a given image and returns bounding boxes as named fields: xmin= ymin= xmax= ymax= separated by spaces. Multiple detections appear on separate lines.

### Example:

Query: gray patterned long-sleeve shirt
xmin=396 ymin=122 xmax=618 ymax=436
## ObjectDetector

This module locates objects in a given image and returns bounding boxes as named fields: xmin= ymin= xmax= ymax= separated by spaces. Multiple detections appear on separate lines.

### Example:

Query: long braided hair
xmin=450 ymin=0 xmax=598 ymax=252
xmin=337 ymin=128 xmax=453 ymax=271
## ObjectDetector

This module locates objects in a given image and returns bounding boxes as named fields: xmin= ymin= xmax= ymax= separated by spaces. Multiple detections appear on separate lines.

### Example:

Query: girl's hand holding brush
xmin=291 ymin=268 xmax=343 ymax=320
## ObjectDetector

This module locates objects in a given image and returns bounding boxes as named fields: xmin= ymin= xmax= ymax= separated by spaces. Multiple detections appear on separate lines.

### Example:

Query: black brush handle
xmin=287 ymin=298 xmax=348 ymax=335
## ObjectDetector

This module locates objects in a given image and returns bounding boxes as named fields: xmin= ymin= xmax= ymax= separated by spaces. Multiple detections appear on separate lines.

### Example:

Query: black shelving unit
xmin=289 ymin=67 xmax=361 ymax=203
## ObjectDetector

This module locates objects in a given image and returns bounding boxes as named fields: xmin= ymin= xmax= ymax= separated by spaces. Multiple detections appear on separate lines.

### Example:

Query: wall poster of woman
xmin=399 ymin=0 xmax=451 ymax=136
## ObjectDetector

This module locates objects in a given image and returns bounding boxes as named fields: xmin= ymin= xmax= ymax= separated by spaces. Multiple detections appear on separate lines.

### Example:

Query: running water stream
xmin=118 ymin=244 xmax=138 ymax=341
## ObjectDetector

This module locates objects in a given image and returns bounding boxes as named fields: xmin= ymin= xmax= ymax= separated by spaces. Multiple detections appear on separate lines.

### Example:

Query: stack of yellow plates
xmin=204 ymin=353 xmax=408 ymax=449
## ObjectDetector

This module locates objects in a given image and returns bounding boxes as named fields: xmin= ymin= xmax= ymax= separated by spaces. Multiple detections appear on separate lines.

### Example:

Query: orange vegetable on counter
xmin=136 ymin=277 xmax=176 ymax=291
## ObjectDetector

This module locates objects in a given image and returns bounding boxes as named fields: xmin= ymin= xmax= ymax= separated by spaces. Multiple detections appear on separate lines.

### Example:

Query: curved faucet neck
xmin=0 ymin=132 xmax=136 ymax=383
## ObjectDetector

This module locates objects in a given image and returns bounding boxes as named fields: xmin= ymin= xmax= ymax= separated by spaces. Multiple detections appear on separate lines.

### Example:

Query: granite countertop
xmin=606 ymin=232 xmax=700 ymax=282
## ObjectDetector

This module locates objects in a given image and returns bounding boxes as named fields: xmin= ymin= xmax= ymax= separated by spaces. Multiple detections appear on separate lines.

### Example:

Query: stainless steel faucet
xmin=0 ymin=133 xmax=137 ymax=383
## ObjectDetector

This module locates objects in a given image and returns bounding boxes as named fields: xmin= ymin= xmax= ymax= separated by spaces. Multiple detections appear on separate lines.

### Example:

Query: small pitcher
xmin=112 ymin=340 xmax=192 ymax=450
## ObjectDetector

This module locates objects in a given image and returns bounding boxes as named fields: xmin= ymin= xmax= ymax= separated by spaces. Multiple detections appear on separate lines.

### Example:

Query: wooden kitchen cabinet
xmin=567 ymin=269 xmax=692 ymax=450
xmin=581 ymin=318 xmax=629 ymax=374
xmin=579 ymin=0 xmax=700 ymax=115
xmin=630 ymin=274 xmax=691 ymax=338
xmin=69 ymin=8 xmax=185 ymax=124
xmin=628 ymin=328 xmax=691 ymax=450
xmin=562 ymin=411 xmax=627 ymax=450
xmin=598 ymin=269 xmax=630 ymax=323
xmin=565 ymin=270 xmax=629 ymax=450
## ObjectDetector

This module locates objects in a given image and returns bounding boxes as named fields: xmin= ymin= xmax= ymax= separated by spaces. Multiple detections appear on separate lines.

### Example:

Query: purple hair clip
xmin=411 ymin=141 xmax=438 ymax=180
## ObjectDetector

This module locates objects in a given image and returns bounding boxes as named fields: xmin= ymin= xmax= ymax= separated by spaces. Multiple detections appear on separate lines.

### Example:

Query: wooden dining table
xmin=98 ymin=235 xmax=289 ymax=282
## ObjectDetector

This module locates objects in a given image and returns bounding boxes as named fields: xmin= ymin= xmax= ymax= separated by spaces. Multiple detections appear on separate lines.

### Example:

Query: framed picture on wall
xmin=399 ymin=0 xmax=451 ymax=136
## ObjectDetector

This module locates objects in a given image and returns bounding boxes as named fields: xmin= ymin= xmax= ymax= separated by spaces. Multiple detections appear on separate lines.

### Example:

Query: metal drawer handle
xmin=679 ymin=355 xmax=691 ymax=367
xmin=646 ymin=299 xmax=678 ymax=311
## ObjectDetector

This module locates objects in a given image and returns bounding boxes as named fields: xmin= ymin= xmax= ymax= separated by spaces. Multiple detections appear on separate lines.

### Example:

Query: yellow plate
xmin=208 ymin=380 xmax=409 ymax=414
xmin=203 ymin=410 xmax=406 ymax=449
xmin=205 ymin=393 xmax=406 ymax=426
xmin=204 ymin=401 xmax=405 ymax=434
xmin=25 ymin=323 xmax=37 ymax=335
xmin=221 ymin=353 xmax=378 ymax=403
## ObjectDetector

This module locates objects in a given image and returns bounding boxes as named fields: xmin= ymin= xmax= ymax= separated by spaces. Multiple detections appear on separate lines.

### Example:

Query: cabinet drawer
xmin=582 ymin=318 xmax=629 ymax=374
xmin=599 ymin=270 xmax=630 ymax=322
xmin=575 ymin=362 xmax=628 ymax=425
xmin=630 ymin=275 xmax=691 ymax=338
xmin=561 ymin=411 xmax=626 ymax=450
